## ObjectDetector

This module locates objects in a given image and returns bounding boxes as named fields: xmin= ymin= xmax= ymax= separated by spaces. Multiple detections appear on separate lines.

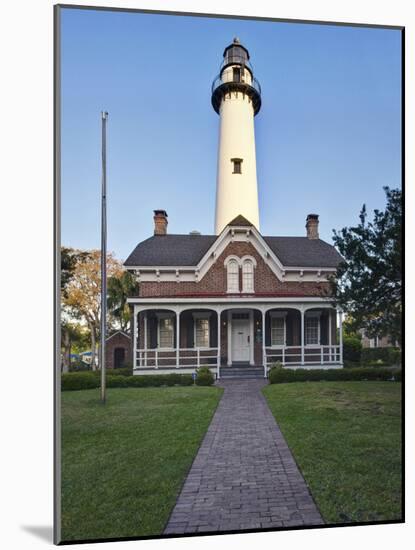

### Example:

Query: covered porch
xmin=129 ymin=298 xmax=344 ymax=378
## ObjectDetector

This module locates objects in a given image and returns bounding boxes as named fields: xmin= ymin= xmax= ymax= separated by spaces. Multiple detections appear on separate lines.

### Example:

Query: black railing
xmin=211 ymin=73 xmax=262 ymax=96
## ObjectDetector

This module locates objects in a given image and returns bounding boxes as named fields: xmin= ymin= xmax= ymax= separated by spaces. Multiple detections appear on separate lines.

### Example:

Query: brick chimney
xmin=306 ymin=214 xmax=319 ymax=239
xmin=153 ymin=209 xmax=168 ymax=236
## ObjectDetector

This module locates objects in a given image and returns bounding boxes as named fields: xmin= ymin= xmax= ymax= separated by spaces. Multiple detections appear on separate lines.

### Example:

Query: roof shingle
xmin=124 ymin=233 xmax=342 ymax=268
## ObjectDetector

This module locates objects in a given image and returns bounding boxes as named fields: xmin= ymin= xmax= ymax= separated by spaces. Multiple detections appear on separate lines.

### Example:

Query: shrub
xmin=343 ymin=336 xmax=362 ymax=363
xmin=387 ymin=347 xmax=402 ymax=365
xmin=62 ymin=371 xmax=194 ymax=391
xmin=68 ymin=361 xmax=92 ymax=373
xmin=267 ymin=366 xmax=401 ymax=384
xmin=364 ymin=359 xmax=386 ymax=367
xmin=195 ymin=366 xmax=215 ymax=386
xmin=343 ymin=360 xmax=361 ymax=369
xmin=361 ymin=347 xmax=401 ymax=366
xmin=61 ymin=372 xmax=100 ymax=391
xmin=110 ymin=366 xmax=133 ymax=376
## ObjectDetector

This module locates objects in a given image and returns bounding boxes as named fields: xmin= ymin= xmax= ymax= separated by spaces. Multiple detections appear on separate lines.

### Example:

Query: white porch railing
xmin=136 ymin=347 xmax=219 ymax=372
xmin=265 ymin=345 xmax=341 ymax=367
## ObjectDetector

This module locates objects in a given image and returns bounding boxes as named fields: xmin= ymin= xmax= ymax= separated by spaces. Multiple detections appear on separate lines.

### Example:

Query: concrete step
xmin=219 ymin=366 xmax=265 ymax=379
xmin=220 ymin=375 xmax=265 ymax=380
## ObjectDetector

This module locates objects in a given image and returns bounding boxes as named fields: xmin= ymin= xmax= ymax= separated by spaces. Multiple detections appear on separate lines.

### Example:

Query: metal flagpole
xmin=100 ymin=111 xmax=108 ymax=403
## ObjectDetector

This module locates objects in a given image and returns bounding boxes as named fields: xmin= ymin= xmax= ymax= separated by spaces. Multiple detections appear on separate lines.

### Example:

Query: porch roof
xmin=127 ymin=295 xmax=336 ymax=307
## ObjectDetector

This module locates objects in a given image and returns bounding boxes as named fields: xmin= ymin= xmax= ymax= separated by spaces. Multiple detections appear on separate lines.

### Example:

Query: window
xmin=195 ymin=318 xmax=210 ymax=348
xmin=232 ymin=67 xmax=241 ymax=82
xmin=158 ymin=316 xmax=174 ymax=348
xmin=227 ymin=259 xmax=239 ymax=293
xmin=271 ymin=316 xmax=285 ymax=346
xmin=231 ymin=158 xmax=243 ymax=174
xmin=305 ymin=316 xmax=320 ymax=345
xmin=242 ymin=260 xmax=254 ymax=293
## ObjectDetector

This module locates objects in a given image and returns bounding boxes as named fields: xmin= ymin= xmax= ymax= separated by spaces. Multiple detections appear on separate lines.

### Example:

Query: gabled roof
xmin=263 ymin=237 xmax=341 ymax=268
xmin=228 ymin=215 xmax=254 ymax=227
xmin=106 ymin=330 xmax=131 ymax=342
xmin=124 ymin=232 xmax=342 ymax=269
xmin=124 ymin=234 xmax=217 ymax=266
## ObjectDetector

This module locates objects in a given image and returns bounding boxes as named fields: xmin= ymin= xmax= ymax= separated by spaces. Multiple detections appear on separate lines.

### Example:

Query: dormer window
xmin=226 ymin=259 xmax=239 ymax=293
xmin=231 ymin=158 xmax=243 ymax=174
xmin=242 ymin=259 xmax=254 ymax=293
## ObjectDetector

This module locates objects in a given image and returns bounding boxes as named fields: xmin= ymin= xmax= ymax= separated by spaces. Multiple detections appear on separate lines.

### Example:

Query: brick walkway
xmin=164 ymin=379 xmax=323 ymax=535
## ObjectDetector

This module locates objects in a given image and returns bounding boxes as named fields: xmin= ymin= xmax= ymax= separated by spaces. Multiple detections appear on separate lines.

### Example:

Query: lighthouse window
xmin=231 ymin=158 xmax=243 ymax=174
xmin=232 ymin=67 xmax=241 ymax=82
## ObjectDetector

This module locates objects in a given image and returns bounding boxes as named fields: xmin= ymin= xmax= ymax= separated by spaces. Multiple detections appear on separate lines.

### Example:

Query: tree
xmin=62 ymin=250 xmax=124 ymax=369
xmin=61 ymin=248 xmax=91 ymax=371
xmin=61 ymin=247 xmax=90 ymax=293
xmin=60 ymin=321 xmax=90 ymax=372
xmin=107 ymin=271 xmax=136 ymax=332
xmin=330 ymin=187 xmax=402 ymax=346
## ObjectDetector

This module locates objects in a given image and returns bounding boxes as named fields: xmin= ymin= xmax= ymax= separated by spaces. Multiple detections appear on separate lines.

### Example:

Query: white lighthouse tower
xmin=212 ymin=38 xmax=262 ymax=234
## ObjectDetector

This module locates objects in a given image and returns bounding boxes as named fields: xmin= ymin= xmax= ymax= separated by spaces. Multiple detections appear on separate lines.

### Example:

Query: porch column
xmin=328 ymin=309 xmax=332 ymax=362
xmin=338 ymin=309 xmax=343 ymax=365
xmin=262 ymin=310 xmax=266 ymax=378
xmin=144 ymin=311 xmax=148 ymax=368
xmin=176 ymin=310 xmax=180 ymax=368
xmin=133 ymin=306 xmax=137 ymax=369
xmin=227 ymin=310 xmax=232 ymax=366
xmin=301 ymin=309 xmax=305 ymax=365
xmin=217 ymin=310 xmax=221 ymax=379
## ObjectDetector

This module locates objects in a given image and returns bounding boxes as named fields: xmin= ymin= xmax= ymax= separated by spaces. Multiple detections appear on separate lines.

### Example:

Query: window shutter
xmin=286 ymin=315 xmax=293 ymax=346
xmin=187 ymin=316 xmax=194 ymax=348
xmin=209 ymin=315 xmax=217 ymax=348
xmin=265 ymin=314 xmax=271 ymax=347
xmin=320 ymin=314 xmax=328 ymax=345
xmin=149 ymin=316 xmax=157 ymax=349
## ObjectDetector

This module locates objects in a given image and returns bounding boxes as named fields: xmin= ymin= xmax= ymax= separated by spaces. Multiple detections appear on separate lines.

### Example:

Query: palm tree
xmin=107 ymin=271 xmax=136 ymax=332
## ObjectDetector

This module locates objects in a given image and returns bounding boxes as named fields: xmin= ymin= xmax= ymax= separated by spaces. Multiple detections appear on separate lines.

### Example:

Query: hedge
xmin=62 ymin=371 xmax=194 ymax=391
xmin=268 ymin=366 xmax=401 ymax=384
xmin=61 ymin=372 xmax=100 ymax=391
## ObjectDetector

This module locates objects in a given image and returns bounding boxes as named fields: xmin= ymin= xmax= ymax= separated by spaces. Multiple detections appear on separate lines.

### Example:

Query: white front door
xmin=231 ymin=319 xmax=251 ymax=362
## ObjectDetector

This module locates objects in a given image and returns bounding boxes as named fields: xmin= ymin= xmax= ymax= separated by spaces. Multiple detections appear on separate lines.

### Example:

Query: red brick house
xmin=124 ymin=39 xmax=343 ymax=378
xmin=124 ymin=211 xmax=343 ymax=378
xmin=105 ymin=331 xmax=131 ymax=370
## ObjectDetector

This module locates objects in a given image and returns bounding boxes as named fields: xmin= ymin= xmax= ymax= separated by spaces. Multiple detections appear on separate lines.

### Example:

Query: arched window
xmin=242 ymin=260 xmax=254 ymax=293
xmin=227 ymin=259 xmax=239 ymax=293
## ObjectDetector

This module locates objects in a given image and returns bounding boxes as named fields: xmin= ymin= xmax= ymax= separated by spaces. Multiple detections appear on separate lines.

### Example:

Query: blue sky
xmin=60 ymin=8 xmax=401 ymax=261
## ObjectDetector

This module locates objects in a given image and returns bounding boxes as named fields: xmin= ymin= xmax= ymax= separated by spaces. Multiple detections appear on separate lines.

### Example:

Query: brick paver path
xmin=164 ymin=379 xmax=323 ymax=535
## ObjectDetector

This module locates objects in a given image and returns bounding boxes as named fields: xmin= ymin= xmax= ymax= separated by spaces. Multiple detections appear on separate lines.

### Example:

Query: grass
xmin=61 ymin=386 xmax=223 ymax=542
xmin=262 ymin=381 xmax=402 ymax=525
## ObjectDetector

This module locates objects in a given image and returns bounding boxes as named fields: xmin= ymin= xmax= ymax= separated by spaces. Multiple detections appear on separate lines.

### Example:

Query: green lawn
xmin=61 ymin=386 xmax=223 ymax=542
xmin=263 ymin=381 xmax=402 ymax=525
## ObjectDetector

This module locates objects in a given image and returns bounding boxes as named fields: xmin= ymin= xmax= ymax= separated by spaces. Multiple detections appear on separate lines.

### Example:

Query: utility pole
xmin=100 ymin=111 xmax=108 ymax=403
